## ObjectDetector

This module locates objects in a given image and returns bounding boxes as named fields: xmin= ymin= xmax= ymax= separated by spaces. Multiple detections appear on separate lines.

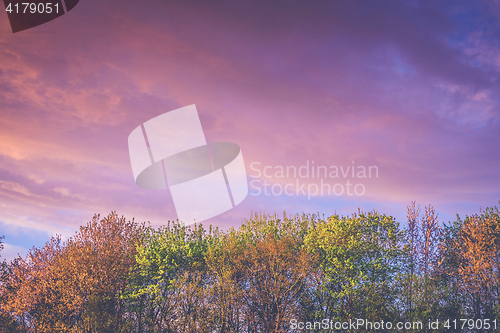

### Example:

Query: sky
xmin=0 ymin=0 xmax=499 ymax=261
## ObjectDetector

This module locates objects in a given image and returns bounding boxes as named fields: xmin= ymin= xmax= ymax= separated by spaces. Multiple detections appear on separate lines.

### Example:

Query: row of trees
xmin=0 ymin=203 xmax=499 ymax=332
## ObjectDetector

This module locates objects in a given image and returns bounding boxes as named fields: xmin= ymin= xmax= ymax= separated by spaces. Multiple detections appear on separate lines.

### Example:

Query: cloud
xmin=0 ymin=180 xmax=37 ymax=198
xmin=0 ymin=243 xmax=28 ymax=262
xmin=0 ymin=0 xmax=498 ymax=250
xmin=52 ymin=187 xmax=71 ymax=197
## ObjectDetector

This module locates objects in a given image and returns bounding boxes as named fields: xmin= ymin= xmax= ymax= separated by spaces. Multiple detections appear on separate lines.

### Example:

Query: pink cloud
xmin=0 ymin=0 xmax=498 ymax=252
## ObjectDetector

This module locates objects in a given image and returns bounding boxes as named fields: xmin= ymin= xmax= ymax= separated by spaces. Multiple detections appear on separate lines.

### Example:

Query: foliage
xmin=0 ymin=212 xmax=142 ymax=333
xmin=304 ymin=210 xmax=404 ymax=329
xmin=1 ymin=204 xmax=500 ymax=332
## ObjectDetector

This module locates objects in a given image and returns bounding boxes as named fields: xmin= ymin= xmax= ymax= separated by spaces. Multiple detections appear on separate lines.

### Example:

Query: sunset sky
xmin=1 ymin=0 xmax=499 ymax=260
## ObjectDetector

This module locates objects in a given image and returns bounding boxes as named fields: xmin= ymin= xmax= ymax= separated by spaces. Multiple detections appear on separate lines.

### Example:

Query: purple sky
xmin=1 ymin=0 xmax=499 ymax=260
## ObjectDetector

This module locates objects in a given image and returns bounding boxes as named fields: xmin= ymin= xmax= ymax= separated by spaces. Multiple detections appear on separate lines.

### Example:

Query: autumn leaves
xmin=1 ymin=214 xmax=140 ymax=332
xmin=1 ymin=203 xmax=500 ymax=332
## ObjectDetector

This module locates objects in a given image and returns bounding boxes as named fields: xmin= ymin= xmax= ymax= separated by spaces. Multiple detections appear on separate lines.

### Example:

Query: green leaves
xmin=304 ymin=211 xmax=404 ymax=323
xmin=3 ymin=204 xmax=500 ymax=332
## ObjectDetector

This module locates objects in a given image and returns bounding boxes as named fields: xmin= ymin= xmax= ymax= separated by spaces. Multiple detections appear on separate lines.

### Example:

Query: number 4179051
xmin=444 ymin=319 xmax=497 ymax=330
xmin=5 ymin=3 xmax=60 ymax=14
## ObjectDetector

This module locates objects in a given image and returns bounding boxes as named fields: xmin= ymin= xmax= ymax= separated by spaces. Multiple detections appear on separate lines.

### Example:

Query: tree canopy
xmin=1 ymin=204 xmax=500 ymax=332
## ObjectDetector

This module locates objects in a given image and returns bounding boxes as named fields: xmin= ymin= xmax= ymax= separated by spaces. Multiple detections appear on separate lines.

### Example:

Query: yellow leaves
xmin=3 ymin=205 xmax=500 ymax=331
xmin=304 ymin=210 xmax=404 ymax=319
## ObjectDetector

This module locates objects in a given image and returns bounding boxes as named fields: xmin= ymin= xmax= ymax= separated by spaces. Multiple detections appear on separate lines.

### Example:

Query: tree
xmin=2 ymin=205 xmax=500 ymax=332
xmin=204 ymin=212 xmax=315 ymax=333
xmin=455 ymin=213 xmax=497 ymax=320
xmin=304 ymin=211 xmax=404 ymax=329
xmin=0 ymin=236 xmax=20 ymax=333
xmin=2 ymin=236 xmax=75 ymax=332
xmin=1 ymin=212 xmax=142 ymax=333
xmin=399 ymin=202 xmax=421 ymax=323
xmin=438 ymin=205 xmax=500 ymax=330
xmin=205 ymin=228 xmax=245 ymax=333
xmin=237 ymin=235 xmax=310 ymax=333
xmin=438 ymin=219 xmax=465 ymax=322
xmin=68 ymin=212 xmax=142 ymax=332
xmin=418 ymin=205 xmax=442 ymax=330
xmin=127 ymin=221 xmax=213 ymax=332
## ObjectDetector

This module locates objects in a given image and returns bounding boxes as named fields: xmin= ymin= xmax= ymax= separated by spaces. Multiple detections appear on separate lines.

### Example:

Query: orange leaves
xmin=236 ymin=235 xmax=311 ymax=332
xmin=455 ymin=214 xmax=496 ymax=296
xmin=2 ymin=205 xmax=500 ymax=331
xmin=1 ymin=212 xmax=142 ymax=332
